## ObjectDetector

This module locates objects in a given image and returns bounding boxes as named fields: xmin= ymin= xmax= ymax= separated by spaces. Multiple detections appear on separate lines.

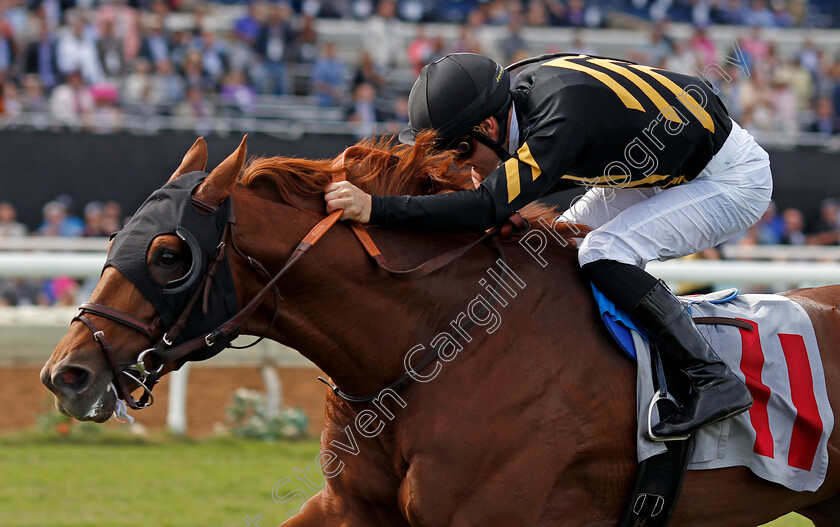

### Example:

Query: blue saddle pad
xmin=591 ymin=284 xmax=643 ymax=360
xmin=590 ymin=285 xmax=739 ymax=360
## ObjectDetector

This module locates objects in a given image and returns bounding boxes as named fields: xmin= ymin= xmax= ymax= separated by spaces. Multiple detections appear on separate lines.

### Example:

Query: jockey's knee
xmin=577 ymin=230 xmax=644 ymax=269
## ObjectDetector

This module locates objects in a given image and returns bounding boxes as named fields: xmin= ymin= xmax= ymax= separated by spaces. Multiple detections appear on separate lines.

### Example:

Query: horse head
xmin=41 ymin=136 xmax=248 ymax=421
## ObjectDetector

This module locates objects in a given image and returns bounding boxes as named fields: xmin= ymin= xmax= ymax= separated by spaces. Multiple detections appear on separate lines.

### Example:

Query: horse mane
xmin=239 ymin=131 xmax=590 ymax=243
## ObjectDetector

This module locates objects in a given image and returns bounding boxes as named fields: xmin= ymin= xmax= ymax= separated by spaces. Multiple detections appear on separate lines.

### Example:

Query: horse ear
xmin=194 ymin=135 xmax=247 ymax=204
xmin=169 ymin=137 xmax=208 ymax=182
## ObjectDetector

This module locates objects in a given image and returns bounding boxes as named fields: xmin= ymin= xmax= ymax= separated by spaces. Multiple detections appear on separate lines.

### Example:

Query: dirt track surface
xmin=1 ymin=365 xmax=327 ymax=436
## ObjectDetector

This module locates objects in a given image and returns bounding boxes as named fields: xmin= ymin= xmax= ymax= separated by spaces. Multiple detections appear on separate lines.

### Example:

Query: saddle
xmin=597 ymin=287 xmax=827 ymax=527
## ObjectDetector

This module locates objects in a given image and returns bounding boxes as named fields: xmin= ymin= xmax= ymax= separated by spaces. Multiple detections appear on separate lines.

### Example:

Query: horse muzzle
xmin=41 ymin=361 xmax=116 ymax=422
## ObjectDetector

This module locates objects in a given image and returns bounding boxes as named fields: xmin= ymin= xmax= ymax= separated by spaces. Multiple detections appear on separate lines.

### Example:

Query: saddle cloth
xmin=593 ymin=287 xmax=834 ymax=492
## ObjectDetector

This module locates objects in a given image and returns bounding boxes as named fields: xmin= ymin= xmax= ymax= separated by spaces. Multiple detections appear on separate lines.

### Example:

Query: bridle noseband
xmin=72 ymin=148 xmax=529 ymax=411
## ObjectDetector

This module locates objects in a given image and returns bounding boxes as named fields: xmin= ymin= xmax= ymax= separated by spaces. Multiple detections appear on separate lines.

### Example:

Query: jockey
xmin=325 ymin=52 xmax=772 ymax=439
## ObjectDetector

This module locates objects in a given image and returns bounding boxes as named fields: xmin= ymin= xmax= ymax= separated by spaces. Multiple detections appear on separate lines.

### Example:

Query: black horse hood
xmin=104 ymin=171 xmax=239 ymax=359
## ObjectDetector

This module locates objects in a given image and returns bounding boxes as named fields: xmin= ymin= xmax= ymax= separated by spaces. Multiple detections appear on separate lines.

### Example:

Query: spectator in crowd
xmin=808 ymin=197 xmax=840 ymax=245
xmin=352 ymin=49 xmax=385 ymax=93
xmin=566 ymin=28 xmax=596 ymax=56
xmin=45 ymin=276 xmax=80 ymax=305
xmin=173 ymin=86 xmax=214 ymax=134
xmin=565 ymin=0 xmax=595 ymax=28
xmin=138 ymin=15 xmax=170 ymax=67
xmin=345 ymin=80 xmax=385 ymax=137
xmin=181 ymin=48 xmax=217 ymax=92
xmin=406 ymin=23 xmax=433 ymax=75
xmin=96 ymin=17 xmax=126 ymax=79
xmin=807 ymin=96 xmax=839 ymax=135
xmin=220 ymin=69 xmax=256 ymax=114
xmin=94 ymin=0 xmax=141 ymax=60
xmin=363 ymin=0 xmax=401 ymax=69
xmin=484 ymin=0 xmax=519 ymax=26
xmin=23 ymin=17 xmax=59 ymax=91
xmin=738 ymin=66 xmax=773 ymax=131
xmin=769 ymin=77 xmax=797 ymax=133
xmin=228 ymin=2 xmax=260 ymax=80
xmin=780 ymin=207 xmax=807 ymax=245
xmin=82 ymin=200 xmax=108 ymax=236
xmin=0 ymin=7 xmax=16 ymax=77
xmin=101 ymin=200 xmax=124 ymax=232
xmin=233 ymin=1 xmax=261 ymax=50
xmin=644 ymin=22 xmax=675 ymax=67
xmin=198 ymin=29 xmax=228 ymax=90
xmin=57 ymin=10 xmax=104 ymax=85
xmin=740 ymin=25 xmax=770 ymax=71
xmin=153 ymin=58 xmax=185 ymax=110
xmin=0 ymin=202 xmax=26 ymax=237
xmin=91 ymin=84 xmax=123 ymax=133
xmin=49 ymin=69 xmax=94 ymax=129
xmin=712 ymin=0 xmax=746 ymax=25
xmin=37 ymin=199 xmax=85 ymax=237
xmin=288 ymin=13 xmax=319 ymax=95
xmin=0 ymin=278 xmax=44 ymax=306
xmin=798 ymin=36 xmax=821 ymax=79
xmin=774 ymin=54 xmax=814 ymax=112
xmin=450 ymin=21 xmax=482 ymax=55
xmin=663 ymin=38 xmax=697 ymax=74
xmin=499 ymin=12 xmax=527 ymax=66
xmin=311 ymin=41 xmax=345 ymax=107
xmin=755 ymin=200 xmax=785 ymax=245
xmin=524 ymin=0 xmax=548 ymax=27
xmin=292 ymin=13 xmax=319 ymax=64
xmin=123 ymin=56 xmax=158 ymax=111
xmin=770 ymin=0 xmax=794 ymax=27
xmin=168 ymin=29 xmax=191 ymax=72
xmin=742 ymin=0 xmax=776 ymax=28
xmin=20 ymin=73 xmax=47 ymax=113
xmin=1 ymin=79 xmax=21 ymax=120
xmin=689 ymin=24 xmax=716 ymax=69
xmin=255 ymin=2 xmax=295 ymax=95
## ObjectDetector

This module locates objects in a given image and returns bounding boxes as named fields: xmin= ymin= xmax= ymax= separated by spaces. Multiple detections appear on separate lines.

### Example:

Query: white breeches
xmin=562 ymin=120 xmax=773 ymax=268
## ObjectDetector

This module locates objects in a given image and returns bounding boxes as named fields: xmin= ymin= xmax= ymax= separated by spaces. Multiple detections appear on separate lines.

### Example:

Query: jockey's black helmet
xmin=398 ymin=53 xmax=511 ymax=146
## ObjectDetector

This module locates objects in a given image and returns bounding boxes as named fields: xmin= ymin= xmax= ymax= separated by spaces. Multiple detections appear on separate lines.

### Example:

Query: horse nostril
xmin=56 ymin=367 xmax=92 ymax=392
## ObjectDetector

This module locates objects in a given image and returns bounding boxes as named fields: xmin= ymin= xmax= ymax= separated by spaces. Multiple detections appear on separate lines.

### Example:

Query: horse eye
xmin=158 ymin=251 xmax=179 ymax=267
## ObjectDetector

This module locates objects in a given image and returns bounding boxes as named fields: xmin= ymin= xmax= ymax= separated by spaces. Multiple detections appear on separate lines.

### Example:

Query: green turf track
xmin=0 ymin=432 xmax=814 ymax=527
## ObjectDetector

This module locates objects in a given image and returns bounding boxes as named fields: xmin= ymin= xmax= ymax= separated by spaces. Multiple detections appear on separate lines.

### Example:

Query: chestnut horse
xmin=42 ymin=136 xmax=840 ymax=526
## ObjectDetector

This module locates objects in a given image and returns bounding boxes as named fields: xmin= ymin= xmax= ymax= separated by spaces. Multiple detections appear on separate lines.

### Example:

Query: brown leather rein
xmin=73 ymin=150 xmax=527 ymax=410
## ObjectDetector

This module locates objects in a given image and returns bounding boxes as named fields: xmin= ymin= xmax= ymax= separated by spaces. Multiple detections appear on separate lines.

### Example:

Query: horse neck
xmin=228 ymin=191 xmax=453 ymax=394
xmin=228 ymin=190 xmax=589 ymax=398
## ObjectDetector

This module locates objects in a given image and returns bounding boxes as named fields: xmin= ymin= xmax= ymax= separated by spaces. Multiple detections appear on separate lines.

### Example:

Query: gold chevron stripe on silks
xmin=588 ymin=59 xmax=682 ymax=124
xmin=544 ymin=56 xmax=645 ymax=113
xmin=504 ymin=143 xmax=543 ymax=202
xmin=516 ymin=143 xmax=542 ymax=181
xmin=504 ymin=157 xmax=521 ymax=202
xmin=629 ymin=64 xmax=715 ymax=133
xmin=561 ymin=173 xmax=688 ymax=188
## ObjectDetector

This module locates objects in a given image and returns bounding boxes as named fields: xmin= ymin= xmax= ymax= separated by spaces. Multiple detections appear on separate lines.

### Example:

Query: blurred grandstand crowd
xmin=0 ymin=0 xmax=839 ymax=135
xmin=3 ymin=0 xmax=840 ymax=304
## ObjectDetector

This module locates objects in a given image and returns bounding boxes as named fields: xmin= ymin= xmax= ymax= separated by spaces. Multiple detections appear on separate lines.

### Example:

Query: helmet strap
xmin=470 ymin=105 xmax=512 ymax=162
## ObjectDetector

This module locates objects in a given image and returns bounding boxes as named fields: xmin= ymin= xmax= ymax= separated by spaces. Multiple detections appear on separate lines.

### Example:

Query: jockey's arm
xmin=325 ymin=121 xmax=584 ymax=231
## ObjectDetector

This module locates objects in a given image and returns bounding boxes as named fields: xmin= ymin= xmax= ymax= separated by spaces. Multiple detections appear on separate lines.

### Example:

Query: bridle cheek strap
xmin=74 ymin=312 xmax=157 ymax=409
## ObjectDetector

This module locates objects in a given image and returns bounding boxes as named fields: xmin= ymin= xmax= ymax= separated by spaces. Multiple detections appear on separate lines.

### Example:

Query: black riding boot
xmin=631 ymin=280 xmax=753 ymax=438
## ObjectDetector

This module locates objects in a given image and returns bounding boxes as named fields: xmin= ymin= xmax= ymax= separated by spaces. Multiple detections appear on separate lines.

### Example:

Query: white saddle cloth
xmin=633 ymin=291 xmax=834 ymax=492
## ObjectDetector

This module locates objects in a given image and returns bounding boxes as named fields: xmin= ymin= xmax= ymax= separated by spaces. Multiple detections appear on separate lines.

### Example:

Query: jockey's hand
xmin=324 ymin=181 xmax=372 ymax=223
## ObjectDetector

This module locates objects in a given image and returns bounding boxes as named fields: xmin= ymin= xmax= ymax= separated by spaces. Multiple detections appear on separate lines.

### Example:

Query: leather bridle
xmin=72 ymin=148 xmax=529 ymax=410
